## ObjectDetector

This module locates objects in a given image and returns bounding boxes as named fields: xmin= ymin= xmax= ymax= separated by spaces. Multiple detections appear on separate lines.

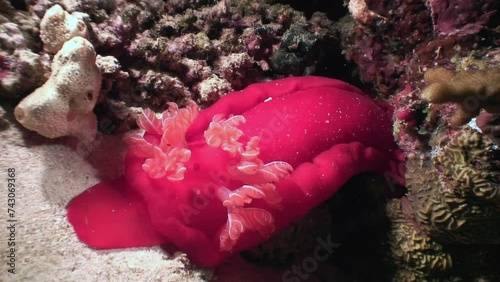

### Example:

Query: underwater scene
xmin=1 ymin=0 xmax=499 ymax=281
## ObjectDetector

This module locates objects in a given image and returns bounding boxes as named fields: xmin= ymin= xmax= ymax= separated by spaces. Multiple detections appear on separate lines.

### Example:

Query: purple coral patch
xmin=0 ymin=54 xmax=9 ymax=80
xmin=428 ymin=0 xmax=496 ymax=35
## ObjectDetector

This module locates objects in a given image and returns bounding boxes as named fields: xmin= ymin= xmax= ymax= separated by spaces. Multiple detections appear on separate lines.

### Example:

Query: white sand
xmin=0 ymin=104 xmax=310 ymax=282
xmin=0 ymin=104 xmax=214 ymax=282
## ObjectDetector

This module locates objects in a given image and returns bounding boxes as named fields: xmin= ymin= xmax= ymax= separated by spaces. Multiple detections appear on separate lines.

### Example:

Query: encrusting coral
xmin=39 ymin=4 xmax=88 ymax=53
xmin=421 ymin=67 xmax=500 ymax=126
xmin=336 ymin=0 xmax=497 ymax=95
xmin=426 ymin=0 xmax=497 ymax=36
xmin=14 ymin=36 xmax=101 ymax=143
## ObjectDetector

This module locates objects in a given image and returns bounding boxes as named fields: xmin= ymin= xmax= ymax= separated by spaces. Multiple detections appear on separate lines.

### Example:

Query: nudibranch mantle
xmin=67 ymin=76 xmax=401 ymax=267
xmin=125 ymin=100 xmax=292 ymax=252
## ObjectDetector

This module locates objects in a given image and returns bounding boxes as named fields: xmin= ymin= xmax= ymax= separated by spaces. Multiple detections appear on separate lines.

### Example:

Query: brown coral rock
xmin=421 ymin=67 xmax=500 ymax=126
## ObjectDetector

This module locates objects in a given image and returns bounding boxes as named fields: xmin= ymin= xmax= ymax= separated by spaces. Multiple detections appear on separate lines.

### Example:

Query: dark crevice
xmin=273 ymin=0 xmax=347 ymax=20
xmin=10 ymin=0 xmax=27 ymax=10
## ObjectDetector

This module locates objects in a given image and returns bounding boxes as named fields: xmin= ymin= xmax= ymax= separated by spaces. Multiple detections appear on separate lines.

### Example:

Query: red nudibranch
xmin=67 ymin=76 xmax=403 ymax=267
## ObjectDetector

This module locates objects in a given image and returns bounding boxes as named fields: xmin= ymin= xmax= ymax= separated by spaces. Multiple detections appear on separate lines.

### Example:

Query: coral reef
xmin=337 ymin=1 xmax=500 ymax=280
xmin=0 ymin=0 xmax=46 ymax=98
xmin=406 ymin=128 xmax=500 ymax=243
xmin=82 ymin=0 xmax=338 ymax=131
xmin=14 ymin=36 xmax=101 ymax=143
xmin=427 ymin=0 xmax=496 ymax=36
xmin=386 ymin=199 xmax=452 ymax=280
xmin=0 ymin=0 xmax=40 ymax=52
xmin=347 ymin=0 xmax=386 ymax=25
xmin=389 ymin=61 xmax=500 ymax=281
xmin=337 ymin=0 xmax=498 ymax=94
xmin=2 ymin=0 xmax=342 ymax=135
xmin=270 ymin=18 xmax=334 ymax=75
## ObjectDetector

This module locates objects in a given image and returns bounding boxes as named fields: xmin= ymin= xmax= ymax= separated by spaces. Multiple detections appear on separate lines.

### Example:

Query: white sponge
xmin=14 ymin=37 xmax=102 ymax=143
xmin=40 ymin=4 xmax=88 ymax=53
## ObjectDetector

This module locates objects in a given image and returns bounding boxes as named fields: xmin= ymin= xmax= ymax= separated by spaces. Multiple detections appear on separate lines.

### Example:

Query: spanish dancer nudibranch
xmin=67 ymin=76 xmax=403 ymax=267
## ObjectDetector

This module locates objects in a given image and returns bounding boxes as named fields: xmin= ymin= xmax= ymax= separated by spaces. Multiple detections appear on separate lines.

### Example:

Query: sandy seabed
xmin=0 ymin=104 xmax=308 ymax=282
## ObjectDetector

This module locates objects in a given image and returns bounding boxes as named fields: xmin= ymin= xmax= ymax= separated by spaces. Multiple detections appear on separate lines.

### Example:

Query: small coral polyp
xmin=125 ymin=100 xmax=292 ymax=251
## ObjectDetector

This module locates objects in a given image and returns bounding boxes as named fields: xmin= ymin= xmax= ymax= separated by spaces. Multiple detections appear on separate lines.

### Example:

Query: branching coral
xmin=421 ymin=67 xmax=500 ymax=126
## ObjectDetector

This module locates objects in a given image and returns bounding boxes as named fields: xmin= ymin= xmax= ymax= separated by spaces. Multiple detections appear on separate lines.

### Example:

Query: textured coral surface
xmin=390 ymin=128 xmax=500 ymax=280
xmin=14 ymin=36 xmax=101 ymax=143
